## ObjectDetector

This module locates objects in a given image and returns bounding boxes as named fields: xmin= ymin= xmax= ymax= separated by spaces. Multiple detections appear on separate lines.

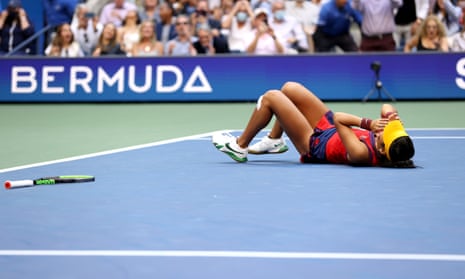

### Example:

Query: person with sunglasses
xmin=165 ymin=14 xmax=197 ymax=55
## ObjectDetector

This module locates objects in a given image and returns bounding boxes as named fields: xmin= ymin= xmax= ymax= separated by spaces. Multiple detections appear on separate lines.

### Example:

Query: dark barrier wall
xmin=1 ymin=53 xmax=465 ymax=102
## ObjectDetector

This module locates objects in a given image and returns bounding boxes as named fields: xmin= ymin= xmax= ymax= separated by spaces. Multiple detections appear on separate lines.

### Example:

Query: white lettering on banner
xmin=70 ymin=66 xmax=93 ymax=93
xmin=157 ymin=65 xmax=182 ymax=93
xmin=129 ymin=65 xmax=152 ymax=93
xmin=11 ymin=67 xmax=37 ymax=93
xmin=43 ymin=66 xmax=65 ymax=94
xmin=10 ymin=65 xmax=212 ymax=95
xmin=455 ymin=58 xmax=465 ymax=90
xmin=184 ymin=66 xmax=212 ymax=93
xmin=98 ymin=67 xmax=125 ymax=94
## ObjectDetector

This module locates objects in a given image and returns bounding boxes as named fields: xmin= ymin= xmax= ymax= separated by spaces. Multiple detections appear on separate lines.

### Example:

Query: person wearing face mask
xmin=269 ymin=0 xmax=308 ymax=53
xmin=222 ymin=0 xmax=254 ymax=53
xmin=245 ymin=7 xmax=285 ymax=54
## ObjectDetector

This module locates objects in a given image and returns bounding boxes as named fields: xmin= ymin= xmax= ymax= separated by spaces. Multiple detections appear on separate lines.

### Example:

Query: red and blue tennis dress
xmin=300 ymin=111 xmax=378 ymax=165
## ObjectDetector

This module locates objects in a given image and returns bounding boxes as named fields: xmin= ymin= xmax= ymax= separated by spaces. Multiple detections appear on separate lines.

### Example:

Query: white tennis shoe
xmin=248 ymin=136 xmax=289 ymax=154
xmin=212 ymin=132 xmax=248 ymax=163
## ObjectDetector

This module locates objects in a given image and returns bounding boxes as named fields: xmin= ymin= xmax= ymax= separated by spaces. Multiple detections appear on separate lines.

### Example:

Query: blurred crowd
xmin=1 ymin=0 xmax=465 ymax=57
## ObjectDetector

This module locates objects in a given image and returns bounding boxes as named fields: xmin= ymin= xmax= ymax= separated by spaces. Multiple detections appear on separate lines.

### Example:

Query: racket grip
xmin=4 ymin=180 xmax=34 ymax=189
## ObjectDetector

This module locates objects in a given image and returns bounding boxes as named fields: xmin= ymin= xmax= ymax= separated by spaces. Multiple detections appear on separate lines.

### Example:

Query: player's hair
xmin=379 ymin=136 xmax=416 ymax=168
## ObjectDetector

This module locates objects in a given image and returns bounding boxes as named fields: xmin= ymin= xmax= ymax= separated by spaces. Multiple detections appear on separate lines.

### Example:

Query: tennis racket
xmin=4 ymin=175 xmax=95 ymax=189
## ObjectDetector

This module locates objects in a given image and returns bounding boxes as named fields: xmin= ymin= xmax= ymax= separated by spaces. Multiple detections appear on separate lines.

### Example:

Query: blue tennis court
xmin=1 ymin=128 xmax=465 ymax=278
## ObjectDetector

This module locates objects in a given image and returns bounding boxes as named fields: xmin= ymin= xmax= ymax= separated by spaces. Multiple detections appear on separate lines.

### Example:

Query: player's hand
xmin=371 ymin=118 xmax=389 ymax=132
xmin=18 ymin=8 xmax=26 ymax=18
xmin=386 ymin=112 xmax=400 ymax=121
xmin=0 ymin=10 xmax=8 ymax=19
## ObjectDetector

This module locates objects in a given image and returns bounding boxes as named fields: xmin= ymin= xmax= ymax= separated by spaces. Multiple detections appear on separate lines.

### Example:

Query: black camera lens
xmin=370 ymin=61 xmax=381 ymax=72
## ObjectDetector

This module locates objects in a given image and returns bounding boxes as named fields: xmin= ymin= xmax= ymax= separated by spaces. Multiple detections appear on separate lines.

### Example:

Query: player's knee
xmin=281 ymin=81 xmax=302 ymax=94
xmin=258 ymin=90 xmax=282 ymax=108
xmin=263 ymin=89 xmax=283 ymax=101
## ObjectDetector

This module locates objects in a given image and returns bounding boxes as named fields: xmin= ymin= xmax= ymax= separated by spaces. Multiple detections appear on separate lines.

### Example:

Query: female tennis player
xmin=212 ymin=81 xmax=415 ymax=167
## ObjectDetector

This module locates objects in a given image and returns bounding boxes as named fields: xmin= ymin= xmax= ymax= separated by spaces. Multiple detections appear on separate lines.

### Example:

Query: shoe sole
xmin=249 ymin=145 xmax=289 ymax=155
xmin=213 ymin=143 xmax=248 ymax=163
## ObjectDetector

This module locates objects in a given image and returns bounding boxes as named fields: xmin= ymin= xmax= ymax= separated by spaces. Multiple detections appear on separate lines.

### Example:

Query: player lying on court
xmin=212 ymin=81 xmax=415 ymax=167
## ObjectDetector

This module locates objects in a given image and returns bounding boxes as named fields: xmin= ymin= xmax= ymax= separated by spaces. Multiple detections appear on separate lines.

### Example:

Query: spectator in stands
xmin=139 ymin=0 xmax=160 ymax=22
xmin=211 ymin=6 xmax=225 ymax=23
xmin=285 ymin=0 xmax=322 ymax=53
xmin=81 ymin=0 xmax=108 ymax=18
xmin=245 ymin=8 xmax=285 ymax=55
xmin=71 ymin=4 xmax=102 ymax=56
xmin=448 ymin=12 xmax=465 ymax=51
xmin=117 ymin=9 xmax=141 ymax=54
xmin=93 ymin=23 xmax=126 ymax=56
xmin=434 ymin=0 xmax=464 ymax=36
xmin=43 ymin=0 xmax=78 ymax=28
xmin=100 ymin=0 xmax=138 ymax=28
xmin=0 ymin=0 xmax=35 ymax=55
xmin=217 ymin=0 xmax=235 ymax=22
xmin=404 ymin=14 xmax=449 ymax=51
xmin=312 ymin=0 xmax=361 ymax=52
xmin=221 ymin=0 xmax=254 ymax=53
xmin=156 ymin=2 xmax=177 ymax=46
xmin=45 ymin=22 xmax=84 ymax=56
xmin=352 ymin=0 xmax=401 ymax=52
xmin=131 ymin=20 xmax=164 ymax=56
xmin=165 ymin=14 xmax=197 ymax=55
xmin=191 ymin=0 xmax=222 ymax=36
xmin=394 ymin=0 xmax=430 ymax=50
xmin=193 ymin=24 xmax=230 ymax=54
xmin=178 ymin=0 xmax=197 ymax=16
xmin=269 ymin=0 xmax=308 ymax=53
xmin=43 ymin=0 xmax=78 ymax=49
xmin=251 ymin=0 xmax=272 ymax=14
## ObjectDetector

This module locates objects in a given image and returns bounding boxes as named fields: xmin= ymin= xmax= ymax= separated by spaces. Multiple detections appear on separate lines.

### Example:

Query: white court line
xmin=0 ymin=250 xmax=465 ymax=261
xmin=1 ymin=129 xmax=464 ymax=174
xmin=408 ymin=128 xmax=465 ymax=131
xmin=0 ymin=130 xmax=233 ymax=174
xmin=412 ymin=136 xmax=465 ymax=139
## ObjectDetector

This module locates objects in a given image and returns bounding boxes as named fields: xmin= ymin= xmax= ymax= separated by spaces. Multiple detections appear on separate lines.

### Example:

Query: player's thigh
xmin=280 ymin=81 xmax=329 ymax=128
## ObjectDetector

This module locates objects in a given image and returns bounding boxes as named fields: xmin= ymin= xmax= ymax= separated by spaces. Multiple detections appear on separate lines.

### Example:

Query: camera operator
xmin=0 ymin=0 xmax=35 ymax=55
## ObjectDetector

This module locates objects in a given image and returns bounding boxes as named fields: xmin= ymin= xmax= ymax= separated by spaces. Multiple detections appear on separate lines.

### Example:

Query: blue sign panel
xmin=1 ymin=53 xmax=464 ymax=102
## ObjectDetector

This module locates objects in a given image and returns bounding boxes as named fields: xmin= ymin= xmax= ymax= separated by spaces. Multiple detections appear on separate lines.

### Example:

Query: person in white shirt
xmin=270 ymin=0 xmax=309 ymax=53
xmin=99 ymin=0 xmax=138 ymax=27
xmin=45 ymin=23 xmax=84 ymax=57
xmin=245 ymin=8 xmax=285 ymax=55
xmin=285 ymin=0 xmax=322 ymax=52
xmin=448 ymin=11 xmax=465 ymax=51
xmin=222 ymin=0 xmax=254 ymax=53
xmin=71 ymin=4 xmax=103 ymax=56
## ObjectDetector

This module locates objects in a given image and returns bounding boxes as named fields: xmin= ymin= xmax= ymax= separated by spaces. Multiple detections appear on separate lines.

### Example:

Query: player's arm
xmin=333 ymin=112 xmax=372 ymax=164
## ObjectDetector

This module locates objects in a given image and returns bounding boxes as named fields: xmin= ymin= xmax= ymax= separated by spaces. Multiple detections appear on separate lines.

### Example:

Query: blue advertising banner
xmin=1 ymin=53 xmax=465 ymax=102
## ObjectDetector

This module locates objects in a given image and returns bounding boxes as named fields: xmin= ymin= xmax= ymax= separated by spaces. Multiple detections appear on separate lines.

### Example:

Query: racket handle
xmin=4 ymin=180 xmax=34 ymax=189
